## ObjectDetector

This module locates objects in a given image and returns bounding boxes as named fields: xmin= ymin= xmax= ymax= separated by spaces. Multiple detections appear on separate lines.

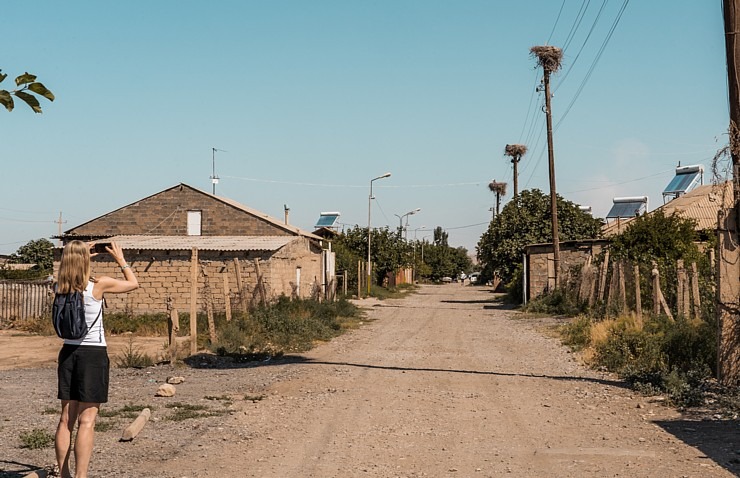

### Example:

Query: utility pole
xmin=55 ymin=211 xmax=66 ymax=246
xmin=504 ymin=144 xmax=527 ymax=197
xmin=211 ymin=148 xmax=225 ymax=195
xmin=719 ymin=0 xmax=740 ymax=386
xmin=531 ymin=45 xmax=563 ymax=289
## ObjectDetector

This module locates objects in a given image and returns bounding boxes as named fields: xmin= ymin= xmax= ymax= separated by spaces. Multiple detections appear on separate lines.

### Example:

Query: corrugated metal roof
xmin=602 ymin=182 xmax=732 ymax=236
xmin=91 ymin=235 xmax=297 ymax=251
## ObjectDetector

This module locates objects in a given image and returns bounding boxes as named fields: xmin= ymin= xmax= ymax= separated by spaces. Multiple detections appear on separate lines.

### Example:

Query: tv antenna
xmin=211 ymin=148 xmax=227 ymax=195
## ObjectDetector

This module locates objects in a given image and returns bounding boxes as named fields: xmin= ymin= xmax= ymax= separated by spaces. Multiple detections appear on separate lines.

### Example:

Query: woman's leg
xmin=72 ymin=402 xmax=100 ymax=478
xmin=55 ymin=400 xmax=79 ymax=478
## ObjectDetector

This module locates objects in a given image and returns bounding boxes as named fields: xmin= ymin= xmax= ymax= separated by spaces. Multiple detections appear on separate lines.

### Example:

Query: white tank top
xmin=63 ymin=281 xmax=106 ymax=347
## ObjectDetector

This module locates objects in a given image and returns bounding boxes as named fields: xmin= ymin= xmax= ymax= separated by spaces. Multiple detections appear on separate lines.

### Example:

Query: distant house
xmin=57 ymin=183 xmax=334 ymax=315
xmin=602 ymin=182 xmax=731 ymax=237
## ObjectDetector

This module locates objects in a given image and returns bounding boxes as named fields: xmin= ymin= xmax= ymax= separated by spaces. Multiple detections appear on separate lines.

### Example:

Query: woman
xmin=54 ymin=240 xmax=138 ymax=478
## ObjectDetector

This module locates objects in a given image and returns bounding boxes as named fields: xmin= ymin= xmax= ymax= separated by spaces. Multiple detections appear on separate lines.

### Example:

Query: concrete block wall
xmin=527 ymin=242 xmax=607 ymax=299
xmin=266 ymin=238 xmax=323 ymax=299
xmin=54 ymin=244 xmax=324 ymax=316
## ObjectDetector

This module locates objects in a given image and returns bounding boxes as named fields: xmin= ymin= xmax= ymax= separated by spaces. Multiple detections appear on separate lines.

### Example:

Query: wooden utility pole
xmin=531 ymin=46 xmax=563 ymax=289
xmin=504 ymin=144 xmax=528 ymax=197
xmin=189 ymin=247 xmax=198 ymax=355
xmin=719 ymin=0 xmax=740 ymax=385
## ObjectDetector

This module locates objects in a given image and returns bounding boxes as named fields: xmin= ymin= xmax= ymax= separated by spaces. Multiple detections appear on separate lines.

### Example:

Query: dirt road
xmin=1 ymin=284 xmax=738 ymax=477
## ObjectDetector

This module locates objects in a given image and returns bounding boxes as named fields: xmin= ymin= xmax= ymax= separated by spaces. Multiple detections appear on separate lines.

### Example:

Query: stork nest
xmin=505 ymin=144 xmax=528 ymax=159
xmin=488 ymin=180 xmax=507 ymax=195
xmin=530 ymin=45 xmax=563 ymax=72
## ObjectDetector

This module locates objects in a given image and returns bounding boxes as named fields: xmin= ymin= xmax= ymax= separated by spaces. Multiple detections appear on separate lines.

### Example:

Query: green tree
xmin=477 ymin=188 xmax=603 ymax=284
xmin=610 ymin=210 xmax=700 ymax=264
xmin=334 ymin=226 xmax=412 ymax=290
xmin=10 ymin=238 xmax=54 ymax=272
xmin=0 ymin=70 xmax=54 ymax=113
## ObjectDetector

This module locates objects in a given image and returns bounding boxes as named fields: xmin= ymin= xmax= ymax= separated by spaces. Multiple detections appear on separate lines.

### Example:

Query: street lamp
xmin=367 ymin=172 xmax=391 ymax=296
xmin=394 ymin=208 xmax=421 ymax=240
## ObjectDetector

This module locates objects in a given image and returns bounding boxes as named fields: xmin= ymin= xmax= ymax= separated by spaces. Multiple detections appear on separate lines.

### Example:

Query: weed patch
xmin=114 ymin=338 xmax=155 ymax=368
xmin=212 ymin=297 xmax=360 ymax=356
xmin=19 ymin=429 xmax=54 ymax=449
xmin=163 ymin=402 xmax=224 ymax=421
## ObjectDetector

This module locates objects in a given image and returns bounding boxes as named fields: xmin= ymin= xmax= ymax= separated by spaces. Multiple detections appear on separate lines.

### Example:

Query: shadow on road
xmin=0 ymin=459 xmax=45 ymax=478
xmin=184 ymin=353 xmax=628 ymax=390
xmin=653 ymin=419 xmax=740 ymax=476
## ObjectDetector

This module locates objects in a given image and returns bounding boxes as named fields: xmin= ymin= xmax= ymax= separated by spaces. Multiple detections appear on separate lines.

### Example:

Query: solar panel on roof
xmin=606 ymin=201 xmax=645 ymax=218
xmin=315 ymin=213 xmax=340 ymax=228
xmin=663 ymin=171 xmax=701 ymax=195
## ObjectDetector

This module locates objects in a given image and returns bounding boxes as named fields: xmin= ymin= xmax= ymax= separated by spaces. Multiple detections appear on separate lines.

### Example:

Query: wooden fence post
xmin=357 ymin=260 xmax=362 ymax=298
xmin=690 ymin=262 xmax=701 ymax=320
xmin=677 ymin=259 xmax=690 ymax=318
xmin=651 ymin=261 xmax=674 ymax=321
xmin=617 ymin=261 xmax=627 ymax=311
xmin=223 ymin=273 xmax=232 ymax=322
xmin=607 ymin=262 xmax=617 ymax=311
xmin=598 ymin=250 xmax=610 ymax=302
xmin=254 ymin=258 xmax=267 ymax=305
xmin=189 ymin=247 xmax=198 ymax=355
xmin=233 ymin=258 xmax=247 ymax=313
xmin=633 ymin=264 xmax=642 ymax=319
xmin=166 ymin=297 xmax=179 ymax=364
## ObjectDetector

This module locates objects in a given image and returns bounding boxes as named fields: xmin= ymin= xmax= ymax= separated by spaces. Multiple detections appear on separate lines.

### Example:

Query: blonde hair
xmin=57 ymin=240 xmax=91 ymax=293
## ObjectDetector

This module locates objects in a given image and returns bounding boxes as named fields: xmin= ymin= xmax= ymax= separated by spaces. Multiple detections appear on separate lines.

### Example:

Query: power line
xmin=561 ymin=0 xmax=591 ymax=53
xmin=221 ymin=175 xmax=480 ymax=189
xmin=555 ymin=0 xmax=609 ymax=92
xmin=546 ymin=0 xmax=568 ymax=45
xmin=556 ymin=0 xmax=630 ymax=130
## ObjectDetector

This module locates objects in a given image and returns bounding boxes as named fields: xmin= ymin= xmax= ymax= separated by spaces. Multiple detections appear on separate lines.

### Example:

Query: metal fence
xmin=0 ymin=280 xmax=53 ymax=324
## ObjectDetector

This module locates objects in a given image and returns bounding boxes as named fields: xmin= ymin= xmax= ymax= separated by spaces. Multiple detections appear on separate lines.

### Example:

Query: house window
xmin=187 ymin=211 xmax=202 ymax=236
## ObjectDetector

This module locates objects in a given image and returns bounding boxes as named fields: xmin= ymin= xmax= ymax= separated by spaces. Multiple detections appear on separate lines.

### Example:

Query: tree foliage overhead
xmin=0 ymin=70 xmax=54 ymax=113
xmin=477 ymin=188 xmax=603 ymax=284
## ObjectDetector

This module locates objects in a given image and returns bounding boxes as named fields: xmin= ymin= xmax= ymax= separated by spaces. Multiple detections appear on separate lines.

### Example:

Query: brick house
xmin=56 ymin=183 xmax=333 ymax=315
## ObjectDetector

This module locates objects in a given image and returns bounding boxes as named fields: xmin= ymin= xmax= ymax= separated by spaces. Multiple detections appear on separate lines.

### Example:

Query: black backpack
xmin=52 ymin=290 xmax=102 ymax=340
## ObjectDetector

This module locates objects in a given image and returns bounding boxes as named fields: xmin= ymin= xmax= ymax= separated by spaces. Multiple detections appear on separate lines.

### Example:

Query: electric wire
xmin=561 ymin=0 xmax=591 ymax=53
xmin=555 ymin=0 xmax=609 ymax=92
xmin=556 ymin=0 xmax=630 ymax=131
xmin=546 ymin=0 xmax=567 ymax=45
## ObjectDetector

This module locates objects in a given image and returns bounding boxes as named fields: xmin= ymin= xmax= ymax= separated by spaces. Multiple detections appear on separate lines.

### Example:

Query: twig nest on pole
xmin=488 ymin=180 xmax=507 ymax=196
xmin=530 ymin=45 xmax=563 ymax=73
xmin=504 ymin=144 xmax=528 ymax=159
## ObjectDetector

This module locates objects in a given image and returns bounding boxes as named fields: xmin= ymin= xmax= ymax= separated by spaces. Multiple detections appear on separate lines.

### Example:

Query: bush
xmin=524 ymin=288 xmax=586 ymax=316
xmin=560 ymin=316 xmax=591 ymax=351
xmin=114 ymin=338 xmax=155 ymax=368
xmin=592 ymin=315 xmax=716 ymax=406
xmin=213 ymin=297 xmax=360 ymax=355
xmin=19 ymin=429 xmax=54 ymax=449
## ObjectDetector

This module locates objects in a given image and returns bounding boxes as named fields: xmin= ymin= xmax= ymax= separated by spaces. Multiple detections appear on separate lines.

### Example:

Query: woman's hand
xmin=106 ymin=242 xmax=127 ymax=267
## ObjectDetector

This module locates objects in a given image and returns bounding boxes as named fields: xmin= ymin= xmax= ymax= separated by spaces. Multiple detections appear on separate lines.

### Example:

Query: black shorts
xmin=57 ymin=344 xmax=110 ymax=403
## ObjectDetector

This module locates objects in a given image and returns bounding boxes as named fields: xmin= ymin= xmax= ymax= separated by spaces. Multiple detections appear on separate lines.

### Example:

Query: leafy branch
xmin=0 ymin=70 xmax=55 ymax=113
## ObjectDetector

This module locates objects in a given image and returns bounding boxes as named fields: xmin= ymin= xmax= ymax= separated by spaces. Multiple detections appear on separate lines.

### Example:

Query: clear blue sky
xmin=0 ymin=1 xmax=729 ymax=255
